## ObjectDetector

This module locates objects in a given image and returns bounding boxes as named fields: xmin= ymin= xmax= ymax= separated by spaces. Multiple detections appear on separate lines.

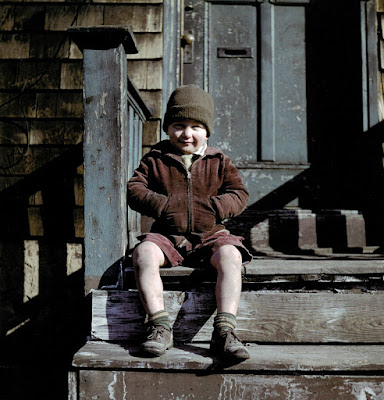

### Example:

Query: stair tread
xmin=124 ymin=256 xmax=384 ymax=278
xmin=245 ymin=256 xmax=384 ymax=275
xmin=73 ymin=341 xmax=384 ymax=372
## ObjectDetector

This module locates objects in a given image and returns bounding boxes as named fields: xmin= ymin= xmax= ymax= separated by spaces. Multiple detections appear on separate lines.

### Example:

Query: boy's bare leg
xmin=209 ymin=244 xmax=250 ymax=360
xmin=133 ymin=241 xmax=173 ymax=356
xmin=133 ymin=241 xmax=166 ymax=315
xmin=210 ymin=244 xmax=242 ymax=315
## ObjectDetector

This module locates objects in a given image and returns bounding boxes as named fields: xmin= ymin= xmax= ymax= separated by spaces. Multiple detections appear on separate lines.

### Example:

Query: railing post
xmin=68 ymin=26 xmax=150 ymax=292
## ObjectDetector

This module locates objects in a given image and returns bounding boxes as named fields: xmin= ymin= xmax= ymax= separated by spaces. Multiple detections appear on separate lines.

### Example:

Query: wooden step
xmin=227 ymin=209 xmax=377 ymax=254
xmin=113 ymin=256 xmax=384 ymax=288
xmin=91 ymin=289 xmax=384 ymax=343
xmin=72 ymin=259 xmax=384 ymax=399
xmin=70 ymin=341 xmax=384 ymax=400
xmin=73 ymin=341 xmax=384 ymax=372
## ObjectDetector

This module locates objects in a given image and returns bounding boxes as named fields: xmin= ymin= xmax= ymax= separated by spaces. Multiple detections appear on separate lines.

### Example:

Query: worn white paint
xmin=107 ymin=371 xmax=118 ymax=400
xmin=23 ymin=240 xmax=39 ymax=303
xmin=353 ymin=384 xmax=384 ymax=400
xmin=100 ymin=92 xmax=108 ymax=115
xmin=6 ymin=317 xmax=31 ymax=336
xmin=66 ymin=243 xmax=83 ymax=276
xmin=219 ymin=376 xmax=246 ymax=400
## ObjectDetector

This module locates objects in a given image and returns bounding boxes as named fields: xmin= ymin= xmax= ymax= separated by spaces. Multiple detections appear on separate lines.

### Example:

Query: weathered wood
xmin=361 ymin=0 xmax=379 ymax=130
xmin=68 ymin=370 xmax=78 ymax=400
xmin=45 ymin=5 xmax=104 ymax=31
xmin=91 ymin=289 xmax=384 ymax=343
xmin=81 ymin=45 xmax=129 ymax=281
xmin=77 ymin=370 xmax=384 ymax=400
xmin=128 ymin=33 xmax=163 ymax=59
xmin=122 ymin=257 xmax=384 ymax=287
xmin=127 ymin=60 xmax=162 ymax=90
xmin=27 ymin=207 xmax=44 ymax=237
xmin=69 ymin=26 xmax=150 ymax=290
xmin=66 ymin=243 xmax=82 ymax=276
xmin=103 ymin=5 xmax=163 ymax=33
xmin=74 ymin=341 xmax=384 ymax=372
xmin=60 ymin=61 xmax=83 ymax=90
xmin=245 ymin=257 xmax=384 ymax=275
xmin=23 ymin=240 xmax=39 ymax=302
xmin=0 ymin=32 xmax=30 ymax=59
xmin=129 ymin=257 xmax=384 ymax=277
xmin=68 ymin=26 xmax=138 ymax=54
xmin=75 ymin=367 xmax=384 ymax=400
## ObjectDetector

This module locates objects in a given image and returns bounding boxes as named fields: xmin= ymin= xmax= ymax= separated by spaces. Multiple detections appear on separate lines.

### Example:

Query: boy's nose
xmin=182 ymin=127 xmax=193 ymax=138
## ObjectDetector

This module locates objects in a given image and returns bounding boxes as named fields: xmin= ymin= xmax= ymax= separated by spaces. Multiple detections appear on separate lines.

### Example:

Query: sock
xmin=148 ymin=310 xmax=172 ymax=331
xmin=213 ymin=312 xmax=237 ymax=332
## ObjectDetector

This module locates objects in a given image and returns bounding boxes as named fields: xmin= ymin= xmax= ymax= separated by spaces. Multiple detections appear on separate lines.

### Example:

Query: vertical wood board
xmin=83 ymin=45 xmax=128 ymax=278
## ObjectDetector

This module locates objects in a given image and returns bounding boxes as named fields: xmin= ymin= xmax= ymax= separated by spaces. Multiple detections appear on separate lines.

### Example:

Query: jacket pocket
xmin=192 ymin=197 xmax=217 ymax=232
xmin=159 ymin=195 xmax=189 ymax=232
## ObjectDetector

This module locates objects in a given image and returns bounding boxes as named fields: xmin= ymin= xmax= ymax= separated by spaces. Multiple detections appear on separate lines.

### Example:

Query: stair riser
xmin=91 ymin=290 xmax=384 ymax=343
xmin=248 ymin=211 xmax=367 ymax=253
xmin=72 ymin=370 xmax=384 ymax=400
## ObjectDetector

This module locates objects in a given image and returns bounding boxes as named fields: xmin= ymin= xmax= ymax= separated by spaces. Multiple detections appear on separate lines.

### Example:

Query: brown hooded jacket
xmin=127 ymin=140 xmax=249 ymax=237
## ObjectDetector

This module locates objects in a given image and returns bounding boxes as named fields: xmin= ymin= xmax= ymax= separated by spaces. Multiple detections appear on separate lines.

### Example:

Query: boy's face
xmin=166 ymin=119 xmax=208 ymax=154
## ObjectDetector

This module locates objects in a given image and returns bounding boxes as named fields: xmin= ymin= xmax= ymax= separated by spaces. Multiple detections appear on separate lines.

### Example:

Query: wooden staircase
xmin=69 ymin=256 xmax=384 ymax=399
xmin=66 ymin=26 xmax=384 ymax=400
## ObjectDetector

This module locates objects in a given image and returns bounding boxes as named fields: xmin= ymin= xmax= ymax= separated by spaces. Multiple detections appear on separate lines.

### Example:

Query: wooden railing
xmin=68 ymin=26 xmax=151 ymax=292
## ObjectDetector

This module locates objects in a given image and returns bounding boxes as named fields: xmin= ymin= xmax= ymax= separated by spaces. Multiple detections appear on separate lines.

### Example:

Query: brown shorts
xmin=136 ymin=230 xmax=252 ymax=267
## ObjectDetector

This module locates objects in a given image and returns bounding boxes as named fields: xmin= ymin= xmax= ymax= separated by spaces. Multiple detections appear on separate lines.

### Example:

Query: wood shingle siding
xmin=0 ymin=1 xmax=163 ymax=239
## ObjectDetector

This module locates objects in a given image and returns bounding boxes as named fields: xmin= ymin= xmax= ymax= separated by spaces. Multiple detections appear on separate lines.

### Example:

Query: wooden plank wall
xmin=0 ymin=0 xmax=163 ymax=240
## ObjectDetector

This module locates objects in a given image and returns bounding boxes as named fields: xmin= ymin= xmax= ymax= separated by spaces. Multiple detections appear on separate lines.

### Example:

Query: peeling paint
xmin=215 ymin=141 xmax=232 ymax=152
xmin=219 ymin=376 xmax=246 ymax=400
xmin=107 ymin=371 xmax=117 ymax=400
xmin=122 ymin=372 xmax=128 ymax=400
xmin=353 ymin=386 xmax=381 ymax=400
xmin=100 ymin=92 xmax=108 ymax=115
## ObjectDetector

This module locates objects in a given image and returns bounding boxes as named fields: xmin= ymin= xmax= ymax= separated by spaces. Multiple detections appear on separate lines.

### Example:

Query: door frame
xmin=162 ymin=0 xmax=183 ymax=139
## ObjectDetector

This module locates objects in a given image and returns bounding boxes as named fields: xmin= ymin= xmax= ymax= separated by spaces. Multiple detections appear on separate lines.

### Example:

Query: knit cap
xmin=163 ymin=85 xmax=214 ymax=136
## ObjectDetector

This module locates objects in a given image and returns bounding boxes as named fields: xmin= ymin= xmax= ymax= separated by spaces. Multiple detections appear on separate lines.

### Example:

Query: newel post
xmin=68 ymin=26 xmax=150 ymax=292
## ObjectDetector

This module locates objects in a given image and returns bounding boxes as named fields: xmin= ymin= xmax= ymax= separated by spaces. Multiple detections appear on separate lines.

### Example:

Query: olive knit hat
xmin=163 ymin=85 xmax=214 ymax=136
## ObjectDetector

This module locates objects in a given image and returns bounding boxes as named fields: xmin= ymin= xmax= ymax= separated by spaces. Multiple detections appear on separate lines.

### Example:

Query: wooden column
xmin=68 ymin=26 xmax=146 ymax=292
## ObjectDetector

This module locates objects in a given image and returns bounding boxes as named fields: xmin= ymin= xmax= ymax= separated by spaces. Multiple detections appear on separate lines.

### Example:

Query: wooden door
xmin=182 ymin=0 xmax=309 ymax=205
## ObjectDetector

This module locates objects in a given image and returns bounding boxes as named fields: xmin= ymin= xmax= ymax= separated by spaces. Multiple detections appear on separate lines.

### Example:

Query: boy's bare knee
xmin=133 ymin=241 xmax=166 ymax=269
xmin=210 ymin=245 xmax=242 ymax=270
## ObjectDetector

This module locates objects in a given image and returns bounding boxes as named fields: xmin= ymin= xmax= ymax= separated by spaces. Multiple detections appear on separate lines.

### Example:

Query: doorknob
xmin=181 ymin=33 xmax=195 ymax=47
xmin=181 ymin=32 xmax=195 ymax=64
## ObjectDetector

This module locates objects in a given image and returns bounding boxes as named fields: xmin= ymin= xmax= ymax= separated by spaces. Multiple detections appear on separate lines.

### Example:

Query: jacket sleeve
xmin=127 ymin=157 xmax=168 ymax=219
xmin=211 ymin=156 xmax=249 ymax=220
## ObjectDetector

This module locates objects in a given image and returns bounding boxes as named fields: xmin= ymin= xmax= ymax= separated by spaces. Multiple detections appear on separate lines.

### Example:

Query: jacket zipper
xmin=187 ymin=171 xmax=192 ymax=234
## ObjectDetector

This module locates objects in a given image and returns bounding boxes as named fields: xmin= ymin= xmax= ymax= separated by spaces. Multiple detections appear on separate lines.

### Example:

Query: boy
xmin=127 ymin=85 xmax=252 ymax=360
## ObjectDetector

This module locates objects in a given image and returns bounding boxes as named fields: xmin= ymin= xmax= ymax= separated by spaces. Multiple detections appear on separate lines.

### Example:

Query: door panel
xmin=208 ymin=4 xmax=258 ymax=163
xmin=260 ymin=3 xmax=307 ymax=164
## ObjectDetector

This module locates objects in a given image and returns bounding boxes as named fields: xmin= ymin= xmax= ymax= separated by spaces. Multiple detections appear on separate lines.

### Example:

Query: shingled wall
xmin=0 ymin=1 xmax=163 ymax=241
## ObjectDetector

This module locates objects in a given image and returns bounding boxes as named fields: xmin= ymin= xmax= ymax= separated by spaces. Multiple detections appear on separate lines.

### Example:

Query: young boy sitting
xmin=127 ymin=85 xmax=252 ymax=360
